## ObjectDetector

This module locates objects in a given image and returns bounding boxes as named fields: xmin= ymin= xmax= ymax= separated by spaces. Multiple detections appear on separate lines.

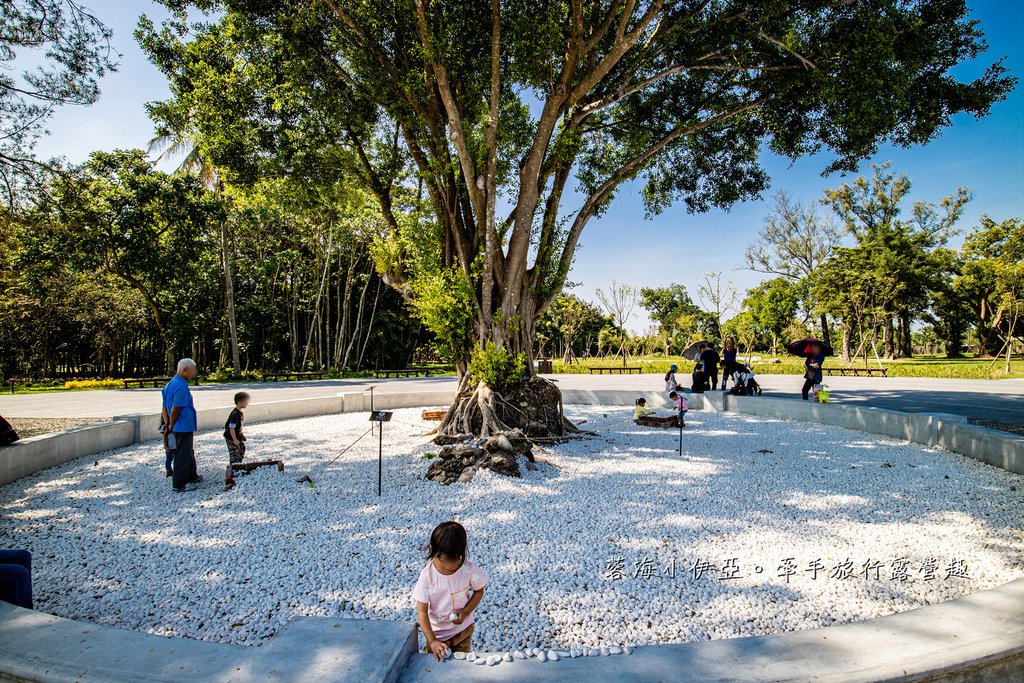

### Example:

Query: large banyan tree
xmin=142 ymin=0 xmax=1012 ymax=438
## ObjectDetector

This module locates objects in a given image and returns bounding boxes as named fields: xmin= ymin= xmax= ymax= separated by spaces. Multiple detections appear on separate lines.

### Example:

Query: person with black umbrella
xmin=786 ymin=338 xmax=831 ymax=401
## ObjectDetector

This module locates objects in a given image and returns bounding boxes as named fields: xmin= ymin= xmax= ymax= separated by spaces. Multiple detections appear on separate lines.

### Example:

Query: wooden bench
xmin=421 ymin=409 xmax=447 ymax=421
xmin=260 ymin=371 xmax=326 ymax=382
xmin=123 ymin=376 xmax=201 ymax=389
xmin=638 ymin=414 xmax=681 ymax=429
xmin=373 ymin=369 xmax=437 ymax=378
xmin=823 ymin=367 xmax=888 ymax=378
xmin=588 ymin=366 xmax=644 ymax=375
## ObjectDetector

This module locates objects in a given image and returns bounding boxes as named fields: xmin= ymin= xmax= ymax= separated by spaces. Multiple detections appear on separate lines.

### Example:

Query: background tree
xmin=955 ymin=216 xmax=1024 ymax=369
xmin=19 ymin=149 xmax=223 ymax=371
xmin=823 ymin=163 xmax=970 ymax=359
xmin=140 ymin=0 xmax=1013 ymax=437
xmin=746 ymin=190 xmax=841 ymax=344
xmin=537 ymin=294 xmax=608 ymax=363
xmin=595 ymin=281 xmax=639 ymax=366
xmin=1 ymin=1 xmax=118 ymax=208
xmin=696 ymin=271 xmax=738 ymax=343
xmin=741 ymin=277 xmax=801 ymax=354
xmin=639 ymin=283 xmax=709 ymax=354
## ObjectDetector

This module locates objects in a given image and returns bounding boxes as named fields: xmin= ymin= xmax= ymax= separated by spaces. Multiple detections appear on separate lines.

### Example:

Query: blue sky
xmin=32 ymin=1 xmax=1024 ymax=331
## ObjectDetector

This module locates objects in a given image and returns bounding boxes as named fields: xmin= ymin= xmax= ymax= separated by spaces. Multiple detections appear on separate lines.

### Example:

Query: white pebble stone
xmin=548 ymin=650 xmax=558 ymax=661
xmin=609 ymin=647 xmax=622 ymax=655
xmin=486 ymin=654 xmax=501 ymax=665
xmin=473 ymin=657 xmax=487 ymax=665
xmin=453 ymin=652 xmax=467 ymax=660
xmin=537 ymin=651 xmax=547 ymax=662
xmin=502 ymin=652 xmax=512 ymax=662
xmin=466 ymin=652 xmax=477 ymax=662
xmin=601 ymin=647 xmax=610 ymax=656
xmin=624 ymin=646 xmax=633 ymax=655
xmin=588 ymin=648 xmax=600 ymax=657
xmin=512 ymin=650 xmax=525 ymax=659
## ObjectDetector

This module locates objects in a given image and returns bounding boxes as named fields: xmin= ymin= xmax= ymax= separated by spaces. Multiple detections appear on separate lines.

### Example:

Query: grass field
xmin=552 ymin=354 xmax=1024 ymax=379
xmin=2 ymin=365 xmax=457 ymax=395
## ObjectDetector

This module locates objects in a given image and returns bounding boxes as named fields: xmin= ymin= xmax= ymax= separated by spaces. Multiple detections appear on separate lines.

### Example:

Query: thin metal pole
xmin=378 ymin=423 xmax=383 ymax=496
xmin=678 ymin=421 xmax=683 ymax=457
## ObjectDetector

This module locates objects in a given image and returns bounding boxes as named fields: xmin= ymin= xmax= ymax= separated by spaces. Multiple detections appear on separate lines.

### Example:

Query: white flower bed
xmin=1 ymin=406 xmax=1021 ymax=654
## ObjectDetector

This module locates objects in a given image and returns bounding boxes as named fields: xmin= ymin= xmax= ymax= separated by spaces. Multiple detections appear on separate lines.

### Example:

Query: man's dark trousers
xmin=171 ymin=432 xmax=199 ymax=489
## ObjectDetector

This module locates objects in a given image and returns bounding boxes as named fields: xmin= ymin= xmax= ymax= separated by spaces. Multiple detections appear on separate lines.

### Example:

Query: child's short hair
xmin=668 ymin=391 xmax=678 ymax=399
xmin=234 ymin=392 xmax=250 ymax=406
xmin=636 ymin=397 xmax=646 ymax=406
xmin=427 ymin=521 xmax=467 ymax=562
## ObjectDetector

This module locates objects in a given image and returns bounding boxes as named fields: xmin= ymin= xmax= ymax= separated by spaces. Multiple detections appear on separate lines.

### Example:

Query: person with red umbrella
xmin=786 ymin=338 xmax=832 ymax=401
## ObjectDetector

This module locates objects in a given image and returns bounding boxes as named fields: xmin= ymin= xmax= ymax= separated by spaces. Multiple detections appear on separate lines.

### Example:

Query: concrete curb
xmin=716 ymin=393 xmax=1024 ymax=475
xmin=399 ymin=577 xmax=1024 ymax=682
xmin=1 ymin=577 xmax=1020 ymax=683
xmin=0 ymin=602 xmax=415 ymax=683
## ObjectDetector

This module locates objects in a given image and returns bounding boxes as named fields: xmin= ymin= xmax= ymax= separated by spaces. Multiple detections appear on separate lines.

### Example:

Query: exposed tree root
xmin=431 ymin=374 xmax=592 ymax=444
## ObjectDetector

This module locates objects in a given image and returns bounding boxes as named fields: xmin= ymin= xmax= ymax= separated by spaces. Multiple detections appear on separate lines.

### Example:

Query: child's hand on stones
xmin=428 ymin=639 xmax=449 ymax=660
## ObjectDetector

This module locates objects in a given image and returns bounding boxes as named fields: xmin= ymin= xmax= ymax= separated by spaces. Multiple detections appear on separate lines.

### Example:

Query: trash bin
xmin=537 ymin=358 xmax=553 ymax=374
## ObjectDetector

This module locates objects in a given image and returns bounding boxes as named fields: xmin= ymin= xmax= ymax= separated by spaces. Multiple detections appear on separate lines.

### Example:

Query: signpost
xmin=369 ymin=410 xmax=392 ymax=496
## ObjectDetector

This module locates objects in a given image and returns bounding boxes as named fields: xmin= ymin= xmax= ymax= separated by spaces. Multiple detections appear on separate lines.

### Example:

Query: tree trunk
xmin=883 ymin=314 xmax=894 ymax=359
xmin=841 ymin=318 xmax=852 ymax=363
xmin=221 ymin=220 xmax=241 ymax=375
xmin=819 ymin=313 xmax=831 ymax=347
xmin=900 ymin=312 xmax=913 ymax=359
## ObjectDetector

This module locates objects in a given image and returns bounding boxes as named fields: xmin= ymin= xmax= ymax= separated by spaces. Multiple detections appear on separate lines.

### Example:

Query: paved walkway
xmin=1 ymin=374 xmax=1022 ymax=425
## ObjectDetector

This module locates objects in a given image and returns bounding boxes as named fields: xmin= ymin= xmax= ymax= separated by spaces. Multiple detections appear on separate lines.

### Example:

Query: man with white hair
xmin=161 ymin=358 xmax=203 ymax=492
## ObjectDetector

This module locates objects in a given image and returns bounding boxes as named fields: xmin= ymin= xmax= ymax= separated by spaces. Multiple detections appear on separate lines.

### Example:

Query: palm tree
xmin=148 ymin=133 xmax=241 ymax=375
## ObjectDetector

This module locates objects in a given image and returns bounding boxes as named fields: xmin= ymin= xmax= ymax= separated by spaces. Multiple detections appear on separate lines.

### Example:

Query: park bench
xmin=260 ymin=371 xmax=326 ymax=382
xmin=373 ymin=369 xmax=437 ymax=378
xmin=588 ymin=366 xmax=644 ymax=375
xmin=123 ymin=376 xmax=201 ymax=389
xmin=823 ymin=367 xmax=888 ymax=378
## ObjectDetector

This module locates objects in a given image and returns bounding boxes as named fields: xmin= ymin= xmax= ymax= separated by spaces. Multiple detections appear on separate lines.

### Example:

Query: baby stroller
xmin=729 ymin=364 xmax=762 ymax=396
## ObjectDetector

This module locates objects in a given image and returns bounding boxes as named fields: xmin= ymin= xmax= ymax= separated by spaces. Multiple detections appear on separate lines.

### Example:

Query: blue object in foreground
xmin=0 ymin=549 xmax=32 ymax=610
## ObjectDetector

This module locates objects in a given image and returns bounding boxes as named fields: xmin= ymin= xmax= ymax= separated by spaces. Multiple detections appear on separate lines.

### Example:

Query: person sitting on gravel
xmin=633 ymin=398 xmax=656 ymax=424
xmin=223 ymin=393 xmax=284 ymax=491
xmin=413 ymin=521 xmax=488 ymax=660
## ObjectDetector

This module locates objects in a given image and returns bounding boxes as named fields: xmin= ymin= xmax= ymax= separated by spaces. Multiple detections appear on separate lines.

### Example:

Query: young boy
xmin=223 ymin=392 xmax=250 ymax=490
xmin=668 ymin=391 xmax=688 ymax=427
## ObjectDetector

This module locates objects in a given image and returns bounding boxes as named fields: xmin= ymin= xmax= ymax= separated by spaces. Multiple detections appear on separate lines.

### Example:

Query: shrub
xmin=468 ymin=342 xmax=526 ymax=388
xmin=63 ymin=378 xmax=122 ymax=389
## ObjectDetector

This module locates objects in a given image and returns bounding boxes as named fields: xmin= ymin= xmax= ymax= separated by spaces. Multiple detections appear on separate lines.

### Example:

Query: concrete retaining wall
xmin=0 ymin=421 xmax=136 ymax=486
xmin=2 ymin=387 xmax=1020 ymax=488
xmin=710 ymin=393 xmax=1024 ymax=476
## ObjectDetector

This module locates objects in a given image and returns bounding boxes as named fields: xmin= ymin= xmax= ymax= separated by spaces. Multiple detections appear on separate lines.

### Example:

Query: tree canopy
xmin=0 ymin=1 xmax=118 ymax=208
xmin=138 ymin=0 xmax=1014 ymax=370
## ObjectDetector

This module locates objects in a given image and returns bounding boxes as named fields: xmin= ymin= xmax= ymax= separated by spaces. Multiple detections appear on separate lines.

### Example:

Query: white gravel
xmin=1 ymin=406 xmax=1021 ymax=653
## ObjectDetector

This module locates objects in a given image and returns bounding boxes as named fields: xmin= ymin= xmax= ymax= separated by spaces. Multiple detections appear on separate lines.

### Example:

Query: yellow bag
xmin=817 ymin=387 xmax=830 ymax=403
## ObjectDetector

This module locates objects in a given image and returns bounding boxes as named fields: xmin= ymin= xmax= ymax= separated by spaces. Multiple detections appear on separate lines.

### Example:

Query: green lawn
xmin=3 ymin=364 xmax=457 ymax=395
xmin=551 ymin=354 xmax=1024 ymax=380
